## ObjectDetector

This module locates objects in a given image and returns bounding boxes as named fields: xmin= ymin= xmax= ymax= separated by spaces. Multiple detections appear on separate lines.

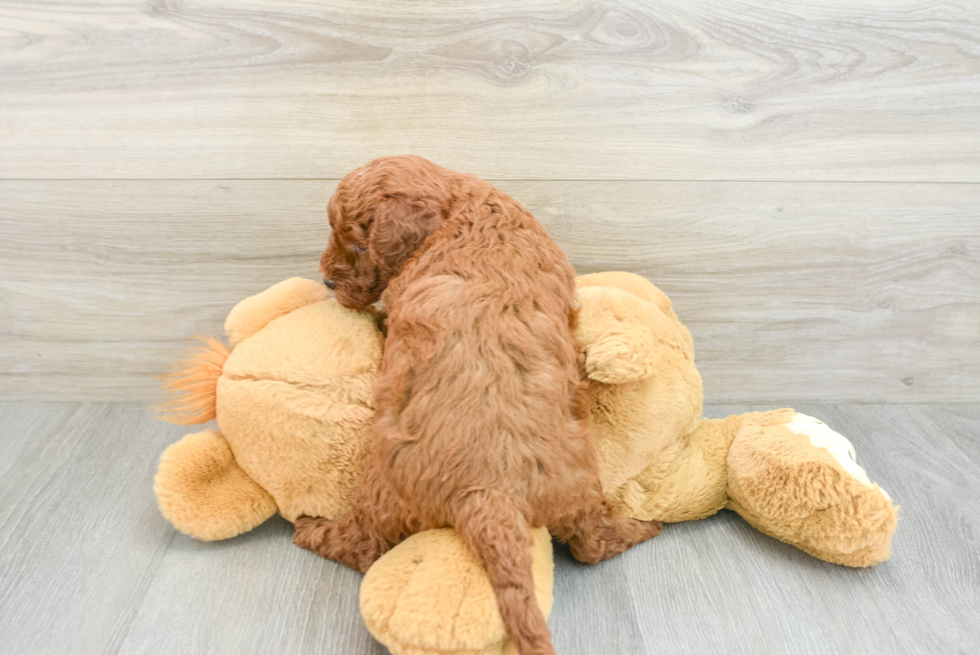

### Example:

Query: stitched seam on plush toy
xmin=223 ymin=372 xmax=374 ymax=407
xmin=383 ymin=558 xmax=427 ymax=648
xmin=224 ymin=372 xmax=370 ymax=389
xmin=448 ymin=574 xmax=470 ymax=646
xmin=652 ymin=333 xmax=693 ymax=360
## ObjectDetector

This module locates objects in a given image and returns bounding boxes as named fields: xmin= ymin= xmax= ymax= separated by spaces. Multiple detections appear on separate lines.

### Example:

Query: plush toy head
xmin=156 ymin=278 xmax=383 ymax=540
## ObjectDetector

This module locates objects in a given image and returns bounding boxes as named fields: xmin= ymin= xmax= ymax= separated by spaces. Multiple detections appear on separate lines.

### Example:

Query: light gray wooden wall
xmin=1 ymin=0 xmax=978 ymax=403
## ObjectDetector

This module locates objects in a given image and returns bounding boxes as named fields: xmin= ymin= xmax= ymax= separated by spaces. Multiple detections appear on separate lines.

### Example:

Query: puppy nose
xmin=323 ymin=278 xmax=336 ymax=290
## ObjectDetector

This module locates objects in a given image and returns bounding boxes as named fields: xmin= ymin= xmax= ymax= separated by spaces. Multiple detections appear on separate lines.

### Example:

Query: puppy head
xmin=320 ymin=156 xmax=451 ymax=309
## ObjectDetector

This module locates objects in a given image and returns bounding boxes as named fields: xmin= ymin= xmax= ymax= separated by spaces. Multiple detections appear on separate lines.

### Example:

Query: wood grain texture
xmin=0 ymin=403 xmax=378 ymax=655
xmin=916 ymin=404 xmax=980 ymax=466
xmin=0 ymin=403 xmax=176 ymax=654
xmin=116 ymin=520 xmax=383 ymax=655
xmin=1 ymin=0 xmax=979 ymax=180
xmin=2 ymin=179 xmax=977 ymax=403
xmin=0 ymin=401 xmax=77 ymax=479
xmin=1 ymin=403 xmax=977 ymax=654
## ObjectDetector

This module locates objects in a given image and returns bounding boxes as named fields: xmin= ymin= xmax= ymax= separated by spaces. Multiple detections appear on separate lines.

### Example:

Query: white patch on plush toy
xmin=787 ymin=413 xmax=891 ymax=500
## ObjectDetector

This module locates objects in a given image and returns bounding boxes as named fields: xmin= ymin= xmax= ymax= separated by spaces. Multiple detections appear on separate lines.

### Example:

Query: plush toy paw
xmin=726 ymin=410 xmax=897 ymax=567
xmin=575 ymin=273 xmax=695 ymax=381
xmin=154 ymin=430 xmax=278 ymax=540
xmin=575 ymin=286 xmax=685 ymax=385
xmin=360 ymin=528 xmax=554 ymax=655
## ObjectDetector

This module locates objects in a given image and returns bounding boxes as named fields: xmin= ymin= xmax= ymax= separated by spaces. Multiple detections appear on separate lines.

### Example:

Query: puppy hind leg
xmin=294 ymin=471 xmax=411 ymax=573
xmin=554 ymin=490 xmax=662 ymax=565
xmin=293 ymin=514 xmax=392 ymax=573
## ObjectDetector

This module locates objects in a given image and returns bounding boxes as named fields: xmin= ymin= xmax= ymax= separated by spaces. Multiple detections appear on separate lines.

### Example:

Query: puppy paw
xmin=641 ymin=518 xmax=664 ymax=541
xmin=292 ymin=515 xmax=335 ymax=555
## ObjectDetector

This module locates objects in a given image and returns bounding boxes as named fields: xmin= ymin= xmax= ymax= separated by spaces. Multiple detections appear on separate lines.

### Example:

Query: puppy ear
xmin=369 ymin=193 xmax=445 ymax=274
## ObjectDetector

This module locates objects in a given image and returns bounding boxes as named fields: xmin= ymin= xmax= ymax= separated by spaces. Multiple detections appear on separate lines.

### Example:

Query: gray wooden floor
xmin=1 ymin=403 xmax=977 ymax=655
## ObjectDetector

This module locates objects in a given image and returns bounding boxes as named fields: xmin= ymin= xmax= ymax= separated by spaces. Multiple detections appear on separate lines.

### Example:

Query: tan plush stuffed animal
xmin=155 ymin=272 xmax=897 ymax=655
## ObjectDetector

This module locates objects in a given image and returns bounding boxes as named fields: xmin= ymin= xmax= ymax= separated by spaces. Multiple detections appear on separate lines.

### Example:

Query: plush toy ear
xmin=369 ymin=193 xmax=445 ymax=276
xmin=225 ymin=277 xmax=329 ymax=348
xmin=576 ymin=286 xmax=693 ymax=385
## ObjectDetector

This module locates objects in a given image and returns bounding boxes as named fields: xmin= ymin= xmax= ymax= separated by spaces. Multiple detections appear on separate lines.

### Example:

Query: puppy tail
xmin=457 ymin=503 xmax=555 ymax=655
xmin=157 ymin=336 xmax=230 ymax=425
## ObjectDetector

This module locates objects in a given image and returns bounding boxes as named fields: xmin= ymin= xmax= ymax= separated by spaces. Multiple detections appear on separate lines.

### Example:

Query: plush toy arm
xmin=225 ymin=277 xmax=329 ymax=348
xmin=725 ymin=410 xmax=897 ymax=567
xmin=576 ymin=285 xmax=692 ymax=385
xmin=155 ymin=430 xmax=278 ymax=541
xmin=359 ymin=528 xmax=554 ymax=655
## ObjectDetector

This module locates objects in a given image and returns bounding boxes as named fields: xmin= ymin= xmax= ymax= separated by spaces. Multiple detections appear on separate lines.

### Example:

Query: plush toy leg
xmin=725 ymin=410 xmax=898 ymax=567
xmin=155 ymin=430 xmax=278 ymax=541
xmin=359 ymin=528 xmax=554 ymax=655
xmin=607 ymin=415 xmax=739 ymax=523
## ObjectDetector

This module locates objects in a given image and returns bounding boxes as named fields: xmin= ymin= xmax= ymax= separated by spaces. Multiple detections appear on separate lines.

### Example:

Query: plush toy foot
xmin=155 ymin=430 xmax=278 ymax=540
xmin=359 ymin=528 xmax=554 ymax=655
xmin=726 ymin=410 xmax=898 ymax=567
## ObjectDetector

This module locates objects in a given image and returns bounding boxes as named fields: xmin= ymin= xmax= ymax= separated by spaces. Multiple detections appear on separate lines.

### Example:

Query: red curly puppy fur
xmin=293 ymin=156 xmax=661 ymax=655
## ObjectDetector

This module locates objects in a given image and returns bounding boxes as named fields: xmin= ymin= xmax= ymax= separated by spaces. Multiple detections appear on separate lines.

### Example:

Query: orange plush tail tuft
xmin=157 ymin=336 xmax=230 ymax=425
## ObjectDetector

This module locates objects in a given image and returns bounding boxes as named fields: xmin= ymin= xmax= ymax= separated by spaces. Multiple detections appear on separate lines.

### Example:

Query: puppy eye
xmin=353 ymin=244 xmax=367 ymax=253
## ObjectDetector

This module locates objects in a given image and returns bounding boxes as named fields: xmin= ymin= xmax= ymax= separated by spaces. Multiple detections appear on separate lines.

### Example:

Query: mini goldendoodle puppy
xmin=294 ymin=155 xmax=661 ymax=655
